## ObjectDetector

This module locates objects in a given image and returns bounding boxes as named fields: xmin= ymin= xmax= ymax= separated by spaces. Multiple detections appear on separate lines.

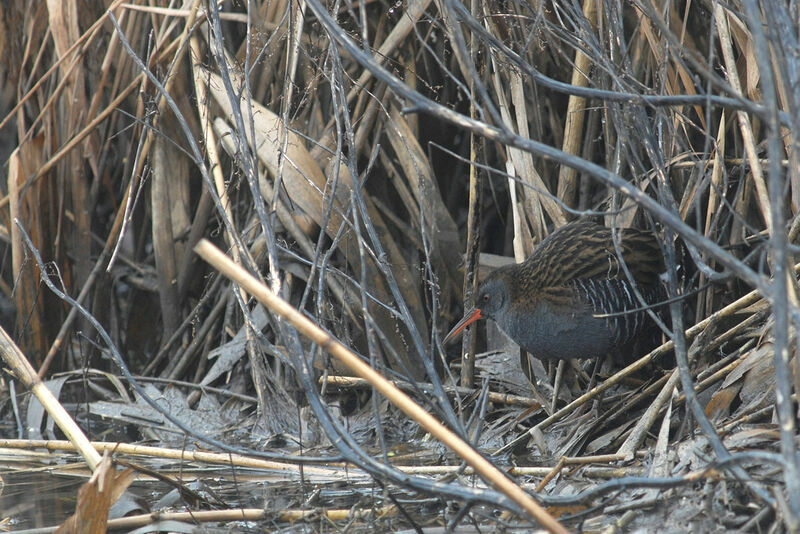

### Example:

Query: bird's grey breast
xmin=496 ymin=297 xmax=615 ymax=360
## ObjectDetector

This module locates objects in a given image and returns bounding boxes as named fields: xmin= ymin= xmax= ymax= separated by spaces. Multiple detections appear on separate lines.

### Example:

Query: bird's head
xmin=443 ymin=272 xmax=510 ymax=345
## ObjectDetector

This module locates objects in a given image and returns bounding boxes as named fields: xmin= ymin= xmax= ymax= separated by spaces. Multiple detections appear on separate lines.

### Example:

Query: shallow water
xmin=0 ymin=470 xmax=84 ymax=529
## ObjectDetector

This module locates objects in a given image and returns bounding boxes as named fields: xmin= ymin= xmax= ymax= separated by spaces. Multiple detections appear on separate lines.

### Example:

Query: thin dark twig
xmin=537 ymin=451 xmax=786 ymax=507
xmin=741 ymin=0 xmax=800 ymax=527
xmin=302 ymin=0 xmax=776 ymax=305
xmin=272 ymin=314 xmax=526 ymax=514
xmin=446 ymin=0 xmax=792 ymax=123
xmin=324 ymin=31 xmax=463 ymax=431
xmin=351 ymin=189 xmax=389 ymax=461
xmin=206 ymin=2 xmax=278 ymax=284
xmin=663 ymin=224 xmax=773 ymax=507
xmin=106 ymin=12 xmax=252 ymax=272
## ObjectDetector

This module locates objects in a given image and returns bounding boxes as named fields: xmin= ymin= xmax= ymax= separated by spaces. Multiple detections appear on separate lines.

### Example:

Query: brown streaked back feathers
xmin=513 ymin=219 xmax=663 ymax=297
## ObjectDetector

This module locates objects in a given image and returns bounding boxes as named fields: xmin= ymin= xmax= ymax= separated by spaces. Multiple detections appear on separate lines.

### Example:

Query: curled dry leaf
xmin=54 ymin=453 xmax=135 ymax=534
xmin=202 ymin=69 xmax=429 ymax=376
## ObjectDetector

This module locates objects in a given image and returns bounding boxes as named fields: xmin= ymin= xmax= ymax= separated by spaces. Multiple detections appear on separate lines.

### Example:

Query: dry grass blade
xmin=714 ymin=4 xmax=771 ymax=233
xmin=203 ymin=70 xmax=344 ymax=235
xmin=151 ymin=135 xmax=190 ymax=339
xmin=384 ymin=108 xmax=462 ymax=281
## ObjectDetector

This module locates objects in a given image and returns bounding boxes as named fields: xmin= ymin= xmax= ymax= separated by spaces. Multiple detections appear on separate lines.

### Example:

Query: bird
xmin=443 ymin=219 xmax=665 ymax=361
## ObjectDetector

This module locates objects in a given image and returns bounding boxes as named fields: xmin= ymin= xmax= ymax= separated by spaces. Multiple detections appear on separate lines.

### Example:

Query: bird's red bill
xmin=443 ymin=308 xmax=483 ymax=345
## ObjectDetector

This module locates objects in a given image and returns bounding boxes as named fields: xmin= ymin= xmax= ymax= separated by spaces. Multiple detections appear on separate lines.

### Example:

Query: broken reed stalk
xmin=321 ymin=375 xmax=539 ymax=407
xmin=0 ymin=328 xmax=102 ymax=470
xmin=193 ymin=238 xmax=569 ymax=534
xmin=103 ymin=506 xmax=398 ymax=530
xmin=0 ymin=438 xmax=350 ymax=478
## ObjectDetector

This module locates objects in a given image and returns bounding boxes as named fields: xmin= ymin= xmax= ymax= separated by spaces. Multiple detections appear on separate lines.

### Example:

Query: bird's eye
xmin=483 ymin=294 xmax=490 ymax=303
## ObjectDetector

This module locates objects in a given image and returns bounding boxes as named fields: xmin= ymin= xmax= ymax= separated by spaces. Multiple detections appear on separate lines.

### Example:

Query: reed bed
xmin=0 ymin=0 xmax=798 ymax=531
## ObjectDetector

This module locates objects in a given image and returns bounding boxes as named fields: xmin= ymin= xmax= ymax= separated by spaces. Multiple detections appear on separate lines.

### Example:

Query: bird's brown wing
xmin=517 ymin=219 xmax=664 ymax=292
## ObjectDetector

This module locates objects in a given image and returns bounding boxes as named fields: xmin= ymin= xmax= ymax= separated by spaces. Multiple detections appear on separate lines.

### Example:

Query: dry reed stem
xmin=194 ymin=238 xmax=569 ymax=534
xmin=0 ymin=439 xmax=357 ymax=478
xmin=320 ymin=374 xmax=539 ymax=407
xmin=556 ymin=0 xmax=596 ymax=210
xmin=714 ymin=4 xmax=771 ymax=233
xmin=0 ymin=438 xmax=647 ymax=480
xmin=0 ymin=329 xmax=101 ymax=470
xmin=1 ymin=1 xmax=798 ymax=528
xmin=102 ymin=506 xmax=398 ymax=530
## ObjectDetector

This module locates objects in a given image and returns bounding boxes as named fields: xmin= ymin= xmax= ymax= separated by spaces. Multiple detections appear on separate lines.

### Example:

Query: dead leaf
xmin=55 ymin=453 xmax=135 ymax=534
